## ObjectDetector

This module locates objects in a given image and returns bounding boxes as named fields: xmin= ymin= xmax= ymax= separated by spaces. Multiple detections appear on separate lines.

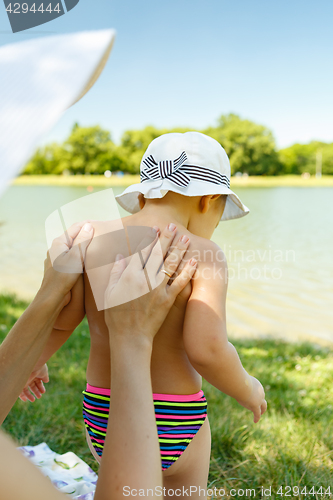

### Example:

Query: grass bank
xmin=12 ymin=174 xmax=333 ymax=188
xmin=1 ymin=293 xmax=332 ymax=497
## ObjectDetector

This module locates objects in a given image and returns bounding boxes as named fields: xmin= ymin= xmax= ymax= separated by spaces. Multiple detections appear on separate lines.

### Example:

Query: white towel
xmin=19 ymin=443 xmax=98 ymax=499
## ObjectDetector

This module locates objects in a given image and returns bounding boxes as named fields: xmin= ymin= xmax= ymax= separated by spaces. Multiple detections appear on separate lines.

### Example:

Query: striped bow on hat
xmin=141 ymin=151 xmax=190 ymax=187
xmin=141 ymin=151 xmax=230 ymax=188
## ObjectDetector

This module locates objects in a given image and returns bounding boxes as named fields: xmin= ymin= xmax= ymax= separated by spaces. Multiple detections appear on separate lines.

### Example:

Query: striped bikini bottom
xmin=83 ymin=383 xmax=208 ymax=471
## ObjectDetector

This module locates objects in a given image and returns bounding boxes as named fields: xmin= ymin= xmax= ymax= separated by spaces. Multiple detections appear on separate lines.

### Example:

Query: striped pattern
xmin=154 ymin=391 xmax=207 ymax=470
xmin=82 ymin=386 xmax=207 ymax=471
xmin=140 ymin=151 xmax=230 ymax=188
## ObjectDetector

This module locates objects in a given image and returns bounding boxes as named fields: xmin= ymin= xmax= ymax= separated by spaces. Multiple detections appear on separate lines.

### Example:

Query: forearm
xmin=96 ymin=338 xmax=162 ymax=500
xmin=191 ymin=341 xmax=253 ymax=402
xmin=0 ymin=287 xmax=65 ymax=424
xmin=0 ymin=431 xmax=64 ymax=500
xmin=32 ymin=274 xmax=85 ymax=371
xmin=32 ymin=328 xmax=75 ymax=372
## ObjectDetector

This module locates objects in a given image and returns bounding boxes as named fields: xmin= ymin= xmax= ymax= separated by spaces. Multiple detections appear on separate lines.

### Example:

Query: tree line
xmin=23 ymin=114 xmax=333 ymax=176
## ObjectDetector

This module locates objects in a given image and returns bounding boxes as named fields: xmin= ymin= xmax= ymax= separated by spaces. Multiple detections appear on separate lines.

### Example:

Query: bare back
xmin=84 ymin=211 xmax=219 ymax=395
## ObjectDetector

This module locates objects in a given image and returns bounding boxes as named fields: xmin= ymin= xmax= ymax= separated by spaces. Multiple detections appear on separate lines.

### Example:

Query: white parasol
xmin=0 ymin=29 xmax=116 ymax=197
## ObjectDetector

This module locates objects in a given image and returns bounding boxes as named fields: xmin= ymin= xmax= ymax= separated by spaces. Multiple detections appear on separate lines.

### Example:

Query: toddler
xmin=22 ymin=132 xmax=267 ymax=497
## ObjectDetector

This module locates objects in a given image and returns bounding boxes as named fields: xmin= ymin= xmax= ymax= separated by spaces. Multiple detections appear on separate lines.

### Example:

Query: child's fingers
xmin=35 ymin=379 xmax=46 ymax=395
xmin=37 ymin=380 xmax=46 ymax=393
xmin=29 ymin=382 xmax=42 ymax=399
xmin=26 ymin=391 xmax=35 ymax=403
xmin=21 ymin=388 xmax=35 ymax=403
xmin=167 ymin=259 xmax=197 ymax=299
xmin=253 ymin=407 xmax=261 ymax=423
xmin=261 ymin=400 xmax=267 ymax=415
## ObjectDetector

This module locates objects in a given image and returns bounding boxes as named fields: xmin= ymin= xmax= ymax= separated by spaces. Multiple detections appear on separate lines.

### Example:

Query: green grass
xmin=12 ymin=174 xmax=333 ymax=188
xmin=1 ymin=293 xmax=332 ymax=498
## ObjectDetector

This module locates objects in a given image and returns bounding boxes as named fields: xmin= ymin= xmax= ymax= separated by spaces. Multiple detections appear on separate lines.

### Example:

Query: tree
xmin=23 ymin=125 xmax=129 ymax=175
xmin=120 ymin=126 xmax=168 ymax=174
xmin=204 ymin=114 xmax=281 ymax=175
xmin=322 ymin=144 xmax=333 ymax=174
xmin=23 ymin=143 xmax=65 ymax=175
xmin=61 ymin=124 xmax=127 ymax=175
xmin=22 ymin=118 xmax=333 ymax=177
xmin=279 ymin=141 xmax=333 ymax=175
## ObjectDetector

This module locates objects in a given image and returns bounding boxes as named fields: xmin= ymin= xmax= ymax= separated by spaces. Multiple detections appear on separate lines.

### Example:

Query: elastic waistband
xmin=86 ymin=383 xmax=204 ymax=402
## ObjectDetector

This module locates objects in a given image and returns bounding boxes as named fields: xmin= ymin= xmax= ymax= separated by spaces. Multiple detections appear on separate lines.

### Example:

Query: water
xmin=0 ymin=185 xmax=332 ymax=345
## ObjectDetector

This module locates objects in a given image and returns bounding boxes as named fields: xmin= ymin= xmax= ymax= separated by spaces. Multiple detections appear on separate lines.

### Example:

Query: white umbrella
xmin=0 ymin=29 xmax=116 ymax=197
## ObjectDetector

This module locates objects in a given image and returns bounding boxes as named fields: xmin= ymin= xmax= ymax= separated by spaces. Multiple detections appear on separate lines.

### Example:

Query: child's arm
xmin=19 ymin=275 xmax=85 ymax=402
xmin=183 ymin=243 xmax=267 ymax=423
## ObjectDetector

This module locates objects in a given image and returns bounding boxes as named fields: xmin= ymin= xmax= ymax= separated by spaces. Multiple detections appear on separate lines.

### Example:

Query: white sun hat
xmin=116 ymin=131 xmax=249 ymax=221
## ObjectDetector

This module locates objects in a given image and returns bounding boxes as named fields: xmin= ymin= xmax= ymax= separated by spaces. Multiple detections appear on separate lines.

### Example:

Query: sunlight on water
xmin=0 ymin=185 xmax=332 ymax=345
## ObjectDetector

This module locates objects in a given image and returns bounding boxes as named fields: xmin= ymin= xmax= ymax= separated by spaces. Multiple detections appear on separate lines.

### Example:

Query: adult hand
xmin=104 ymin=224 xmax=197 ymax=345
xmin=40 ymin=221 xmax=94 ymax=303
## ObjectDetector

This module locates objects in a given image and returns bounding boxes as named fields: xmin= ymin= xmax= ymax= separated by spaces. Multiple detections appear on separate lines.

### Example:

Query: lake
xmin=0 ymin=185 xmax=332 ymax=346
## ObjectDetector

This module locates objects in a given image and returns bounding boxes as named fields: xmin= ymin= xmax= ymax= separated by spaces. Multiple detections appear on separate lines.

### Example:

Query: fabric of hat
xmin=116 ymin=132 xmax=250 ymax=222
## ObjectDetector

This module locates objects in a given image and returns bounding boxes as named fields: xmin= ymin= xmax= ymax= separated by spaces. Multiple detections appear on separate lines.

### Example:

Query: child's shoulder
xmin=187 ymin=234 xmax=228 ymax=290
xmin=189 ymin=233 xmax=227 ymax=266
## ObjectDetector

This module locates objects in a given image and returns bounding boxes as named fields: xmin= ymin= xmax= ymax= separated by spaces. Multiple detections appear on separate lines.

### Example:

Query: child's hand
xmin=19 ymin=364 xmax=49 ymax=403
xmin=236 ymin=376 xmax=267 ymax=423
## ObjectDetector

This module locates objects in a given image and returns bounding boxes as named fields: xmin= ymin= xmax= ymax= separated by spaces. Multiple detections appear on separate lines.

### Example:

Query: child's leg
xmin=162 ymin=417 xmax=211 ymax=500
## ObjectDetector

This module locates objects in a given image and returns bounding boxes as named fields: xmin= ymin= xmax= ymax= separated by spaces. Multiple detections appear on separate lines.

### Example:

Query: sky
xmin=0 ymin=0 xmax=332 ymax=149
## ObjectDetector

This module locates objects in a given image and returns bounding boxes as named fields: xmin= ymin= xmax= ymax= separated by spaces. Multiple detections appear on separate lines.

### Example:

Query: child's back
xmin=84 ymin=191 xmax=226 ymax=396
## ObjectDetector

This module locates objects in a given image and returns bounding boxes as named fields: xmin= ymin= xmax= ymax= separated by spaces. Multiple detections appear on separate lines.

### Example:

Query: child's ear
xmin=138 ymin=194 xmax=145 ymax=210
xmin=199 ymin=194 xmax=221 ymax=214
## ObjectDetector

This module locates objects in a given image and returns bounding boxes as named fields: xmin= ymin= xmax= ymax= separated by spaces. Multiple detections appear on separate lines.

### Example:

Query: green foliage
xmin=22 ymin=116 xmax=333 ymax=176
xmin=204 ymin=114 xmax=282 ymax=175
xmin=1 ymin=293 xmax=332 ymax=488
xmin=24 ymin=124 xmax=129 ymax=176
xmin=279 ymin=141 xmax=333 ymax=175
xmin=24 ymin=143 xmax=65 ymax=175
xmin=62 ymin=124 xmax=127 ymax=175
xmin=120 ymin=126 xmax=168 ymax=174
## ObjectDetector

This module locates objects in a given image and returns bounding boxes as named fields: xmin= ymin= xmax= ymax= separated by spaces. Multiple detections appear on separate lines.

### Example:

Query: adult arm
xmin=0 ymin=224 xmax=196 ymax=500
xmin=0 ymin=222 xmax=94 ymax=424
xmin=18 ymin=276 xmax=85 ymax=402
xmin=96 ymin=225 xmax=197 ymax=499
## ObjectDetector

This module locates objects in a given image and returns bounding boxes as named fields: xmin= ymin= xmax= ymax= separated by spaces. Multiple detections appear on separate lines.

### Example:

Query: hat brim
xmin=115 ymin=179 xmax=249 ymax=222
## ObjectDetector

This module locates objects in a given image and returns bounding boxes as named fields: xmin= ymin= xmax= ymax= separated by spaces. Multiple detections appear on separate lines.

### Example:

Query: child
xmin=21 ymin=132 xmax=267 ymax=497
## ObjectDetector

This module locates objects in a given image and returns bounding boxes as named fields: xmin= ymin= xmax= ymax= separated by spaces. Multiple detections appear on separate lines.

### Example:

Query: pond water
xmin=0 ymin=185 xmax=332 ymax=345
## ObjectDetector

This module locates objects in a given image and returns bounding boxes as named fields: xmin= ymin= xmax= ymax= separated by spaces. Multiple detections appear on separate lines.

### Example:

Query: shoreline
xmin=0 ymin=289 xmax=331 ymax=348
xmin=12 ymin=174 xmax=333 ymax=188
